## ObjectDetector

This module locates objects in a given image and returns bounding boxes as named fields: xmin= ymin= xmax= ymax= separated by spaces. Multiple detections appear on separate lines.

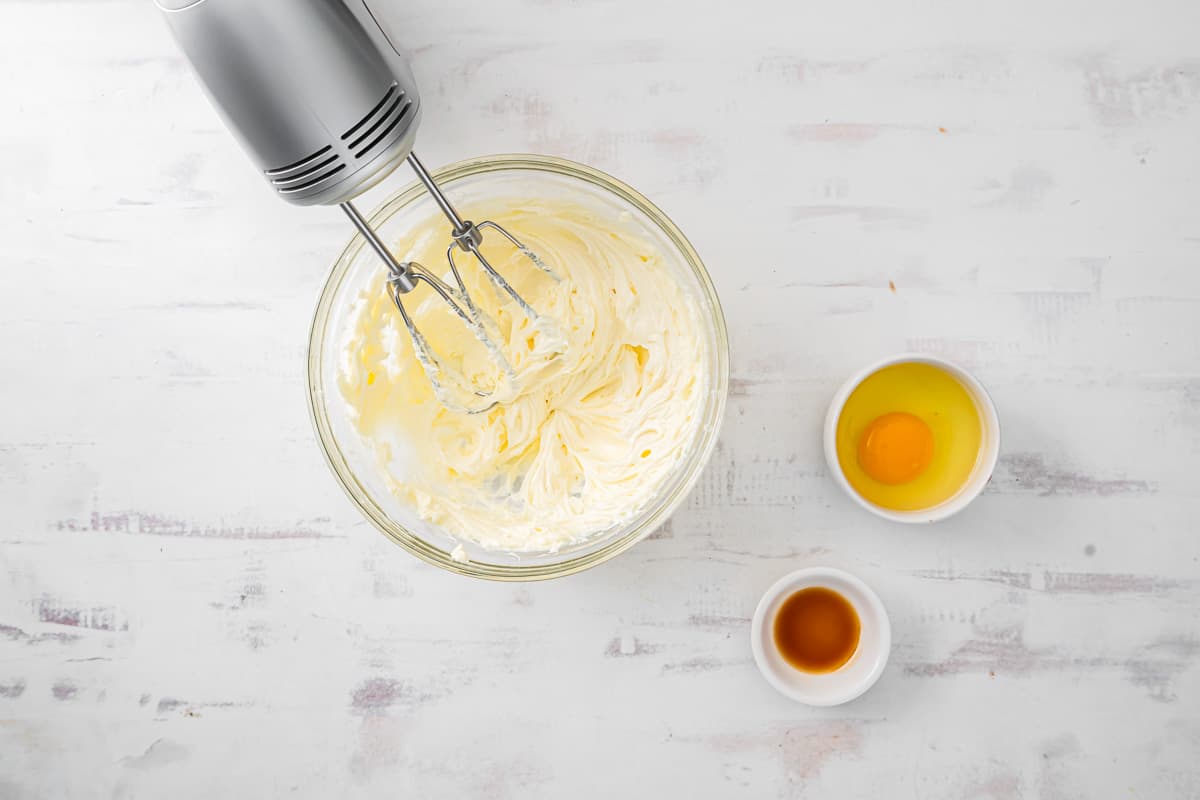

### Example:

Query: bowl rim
xmin=306 ymin=153 xmax=730 ymax=580
xmin=822 ymin=353 xmax=1001 ymax=523
xmin=750 ymin=566 xmax=891 ymax=706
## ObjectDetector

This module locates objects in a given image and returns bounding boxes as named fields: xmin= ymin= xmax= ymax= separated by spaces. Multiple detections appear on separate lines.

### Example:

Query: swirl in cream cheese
xmin=338 ymin=199 xmax=708 ymax=553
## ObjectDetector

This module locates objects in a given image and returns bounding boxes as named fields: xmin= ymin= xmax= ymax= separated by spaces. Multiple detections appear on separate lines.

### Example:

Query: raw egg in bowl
xmin=824 ymin=355 xmax=1000 ymax=522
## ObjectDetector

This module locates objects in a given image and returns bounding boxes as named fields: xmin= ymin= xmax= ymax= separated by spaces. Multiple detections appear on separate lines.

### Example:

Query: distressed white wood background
xmin=2 ymin=0 xmax=1199 ymax=797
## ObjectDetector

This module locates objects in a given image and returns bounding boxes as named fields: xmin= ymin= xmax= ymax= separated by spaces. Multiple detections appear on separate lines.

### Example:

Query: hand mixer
xmin=156 ymin=0 xmax=559 ymax=412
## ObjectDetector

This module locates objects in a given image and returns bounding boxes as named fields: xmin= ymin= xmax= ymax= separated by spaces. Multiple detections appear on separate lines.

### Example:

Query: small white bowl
xmin=823 ymin=353 xmax=1001 ymax=524
xmin=751 ymin=567 xmax=891 ymax=706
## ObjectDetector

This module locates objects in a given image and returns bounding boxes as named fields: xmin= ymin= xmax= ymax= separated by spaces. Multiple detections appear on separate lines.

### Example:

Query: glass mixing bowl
xmin=308 ymin=154 xmax=728 ymax=580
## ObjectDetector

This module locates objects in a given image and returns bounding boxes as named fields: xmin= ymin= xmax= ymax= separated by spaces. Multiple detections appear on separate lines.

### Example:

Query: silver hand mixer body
xmin=157 ymin=0 xmax=557 ymax=412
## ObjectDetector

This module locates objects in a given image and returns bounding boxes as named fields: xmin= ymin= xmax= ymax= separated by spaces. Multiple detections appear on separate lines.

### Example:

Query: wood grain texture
xmin=2 ymin=0 xmax=1199 ymax=797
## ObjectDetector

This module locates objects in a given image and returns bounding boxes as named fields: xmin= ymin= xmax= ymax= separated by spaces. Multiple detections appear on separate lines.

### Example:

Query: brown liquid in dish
xmin=773 ymin=587 xmax=861 ymax=673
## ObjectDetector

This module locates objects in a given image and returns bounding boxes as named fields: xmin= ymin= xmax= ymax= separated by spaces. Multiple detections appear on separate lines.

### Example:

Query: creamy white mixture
xmin=338 ymin=199 xmax=708 ymax=553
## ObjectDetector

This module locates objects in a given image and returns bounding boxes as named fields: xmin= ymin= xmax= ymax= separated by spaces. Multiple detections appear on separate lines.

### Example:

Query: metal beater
xmin=157 ymin=0 xmax=559 ymax=411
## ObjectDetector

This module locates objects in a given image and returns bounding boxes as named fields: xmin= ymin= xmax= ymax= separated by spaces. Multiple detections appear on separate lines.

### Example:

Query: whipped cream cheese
xmin=337 ymin=199 xmax=708 ymax=553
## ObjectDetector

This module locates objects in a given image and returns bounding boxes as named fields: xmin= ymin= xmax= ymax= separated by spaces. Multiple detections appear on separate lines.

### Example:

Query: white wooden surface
xmin=2 ymin=0 xmax=1199 ymax=797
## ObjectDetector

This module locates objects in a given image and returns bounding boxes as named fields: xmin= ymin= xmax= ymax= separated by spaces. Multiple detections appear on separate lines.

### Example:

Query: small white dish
xmin=751 ymin=567 xmax=890 ymax=706
xmin=823 ymin=353 xmax=1001 ymax=524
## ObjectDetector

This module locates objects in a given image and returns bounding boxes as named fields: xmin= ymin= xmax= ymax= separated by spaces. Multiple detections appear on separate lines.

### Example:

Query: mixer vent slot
xmin=265 ymin=144 xmax=346 ymax=195
xmin=342 ymin=83 xmax=398 ymax=141
xmin=266 ymin=145 xmax=334 ymax=178
xmin=278 ymin=163 xmax=345 ymax=194
xmin=341 ymin=82 xmax=412 ymax=160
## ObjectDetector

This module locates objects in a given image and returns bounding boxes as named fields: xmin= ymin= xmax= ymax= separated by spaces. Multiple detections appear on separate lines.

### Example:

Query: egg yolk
xmin=857 ymin=412 xmax=934 ymax=485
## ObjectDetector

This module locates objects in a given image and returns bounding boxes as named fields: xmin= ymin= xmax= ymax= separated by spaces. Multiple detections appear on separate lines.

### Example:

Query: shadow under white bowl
xmin=823 ymin=353 xmax=1001 ymax=524
xmin=751 ymin=567 xmax=891 ymax=706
